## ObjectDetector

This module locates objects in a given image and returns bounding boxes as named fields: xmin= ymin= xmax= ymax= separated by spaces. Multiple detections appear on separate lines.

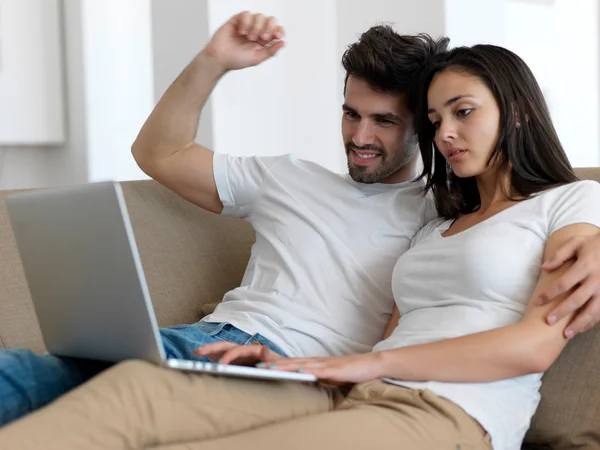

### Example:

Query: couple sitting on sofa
xmin=2 ymin=11 xmax=600 ymax=450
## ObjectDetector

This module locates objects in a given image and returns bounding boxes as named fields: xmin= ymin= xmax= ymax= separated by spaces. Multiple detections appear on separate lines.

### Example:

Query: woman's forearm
xmin=377 ymin=321 xmax=559 ymax=383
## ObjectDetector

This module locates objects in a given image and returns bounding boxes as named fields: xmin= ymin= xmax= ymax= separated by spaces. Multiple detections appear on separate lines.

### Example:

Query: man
xmin=1 ymin=11 xmax=599 ymax=431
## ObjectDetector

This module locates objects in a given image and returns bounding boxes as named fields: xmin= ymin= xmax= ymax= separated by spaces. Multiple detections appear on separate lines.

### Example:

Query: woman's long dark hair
xmin=415 ymin=45 xmax=578 ymax=219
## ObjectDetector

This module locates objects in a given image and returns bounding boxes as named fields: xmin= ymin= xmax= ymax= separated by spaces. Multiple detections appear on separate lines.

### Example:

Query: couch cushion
xmin=2 ymin=171 xmax=600 ymax=448
xmin=524 ymin=327 xmax=600 ymax=448
xmin=0 ymin=180 xmax=255 ymax=352
xmin=120 ymin=180 xmax=254 ymax=326
xmin=523 ymin=168 xmax=600 ymax=449
xmin=0 ymin=196 xmax=41 ymax=351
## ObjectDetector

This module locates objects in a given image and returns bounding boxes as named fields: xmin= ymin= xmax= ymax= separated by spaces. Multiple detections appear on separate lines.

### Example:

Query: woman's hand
xmin=264 ymin=353 xmax=385 ymax=385
xmin=194 ymin=342 xmax=284 ymax=366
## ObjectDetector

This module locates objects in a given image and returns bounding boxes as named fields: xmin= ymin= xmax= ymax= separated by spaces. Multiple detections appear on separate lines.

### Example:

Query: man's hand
xmin=194 ymin=341 xmax=284 ymax=366
xmin=537 ymin=234 xmax=600 ymax=338
xmin=203 ymin=12 xmax=285 ymax=72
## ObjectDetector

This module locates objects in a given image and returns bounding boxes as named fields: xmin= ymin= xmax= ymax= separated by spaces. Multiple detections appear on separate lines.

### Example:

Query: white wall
xmin=0 ymin=0 xmax=88 ymax=190
xmin=543 ymin=0 xmax=599 ymax=167
xmin=151 ymin=0 xmax=213 ymax=149
xmin=43 ymin=0 xmax=89 ymax=188
xmin=503 ymin=0 xmax=599 ymax=167
xmin=446 ymin=0 xmax=600 ymax=168
xmin=0 ymin=0 xmax=65 ymax=145
xmin=208 ymin=0 xmax=342 ymax=172
xmin=0 ymin=0 xmax=599 ymax=190
xmin=209 ymin=0 xmax=448 ymax=174
xmin=81 ymin=0 xmax=154 ymax=182
xmin=444 ymin=0 xmax=504 ymax=46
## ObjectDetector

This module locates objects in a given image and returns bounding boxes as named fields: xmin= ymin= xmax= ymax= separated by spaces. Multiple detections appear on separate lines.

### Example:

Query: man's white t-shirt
xmin=203 ymin=152 xmax=436 ymax=358
xmin=373 ymin=180 xmax=600 ymax=450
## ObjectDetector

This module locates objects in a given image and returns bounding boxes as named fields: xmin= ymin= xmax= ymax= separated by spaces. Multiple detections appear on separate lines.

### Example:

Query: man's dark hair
xmin=342 ymin=25 xmax=450 ymax=115
xmin=415 ymin=45 xmax=578 ymax=219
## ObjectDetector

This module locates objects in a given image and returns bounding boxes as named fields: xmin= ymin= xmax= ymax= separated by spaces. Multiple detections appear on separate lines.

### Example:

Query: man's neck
xmin=379 ymin=158 xmax=419 ymax=184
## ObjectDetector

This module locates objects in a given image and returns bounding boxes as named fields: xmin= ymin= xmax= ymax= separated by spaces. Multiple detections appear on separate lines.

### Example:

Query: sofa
xmin=1 ymin=169 xmax=600 ymax=449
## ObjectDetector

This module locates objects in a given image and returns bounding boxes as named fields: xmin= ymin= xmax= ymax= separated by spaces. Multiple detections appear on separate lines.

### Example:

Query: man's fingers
xmin=233 ymin=11 xmax=253 ymax=36
xmin=220 ymin=347 xmax=248 ymax=364
xmin=541 ymin=236 xmax=582 ymax=271
xmin=563 ymin=297 xmax=600 ymax=338
xmin=260 ymin=345 xmax=270 ymax=362
xmin=272 ymin=25 xmax=285 ymax=40
xmin=537 ymin=260 xmax=589 ymax=305
xmin=198 ymin=344 xmax=278 ymax=365
xmin=196 ymin=341 xmax=237 ymax=353
xmin=250 ymin=41 xmax=285 ymax=66
xmin=247 ymin=14 xmax=267 ymax=41
xmin=545 ymin=281 xmax=595 ymax=325
xmin=221 ymin=346 xmax=262 ymax=365
xmin=194 ymin=341 xmax=236 ymax=356
xmin=265 ymin=40 xmax=285 ymax=57
xmin=258 ymin=16 xmax=277 ymax=42
xmin=565 ymin=311 xmax=594 ymax=339
xmin=582 ymin=321 xmax=595 ymax=333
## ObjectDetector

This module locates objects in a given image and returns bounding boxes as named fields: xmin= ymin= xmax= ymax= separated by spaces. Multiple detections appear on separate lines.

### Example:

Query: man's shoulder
xmin=265 ymin=154 xmax=348 ymax=185
xmin=257 ymin=153 xmax=338 ymax=176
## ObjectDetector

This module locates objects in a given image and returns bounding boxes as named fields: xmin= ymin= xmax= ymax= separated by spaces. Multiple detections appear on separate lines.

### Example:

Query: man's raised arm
xmin=131 ymin=12 xmax=285 ymax=213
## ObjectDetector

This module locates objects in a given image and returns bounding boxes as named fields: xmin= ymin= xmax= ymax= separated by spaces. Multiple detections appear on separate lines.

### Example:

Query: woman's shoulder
xmin=534 ymin=179 xmax=600 ymax=201
xmin=533 ymin=180 xmax=600 ymax=234
xmin=410 ymin=217 xmax=449 ymax=248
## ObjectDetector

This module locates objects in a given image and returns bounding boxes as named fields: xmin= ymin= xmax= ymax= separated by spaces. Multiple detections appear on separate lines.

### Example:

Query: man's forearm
xmin=132 ymin=51 xmax=226 ymax=166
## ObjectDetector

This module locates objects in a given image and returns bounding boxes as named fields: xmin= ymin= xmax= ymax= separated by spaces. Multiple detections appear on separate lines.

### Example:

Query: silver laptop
xmin=6 ymin=182 xmax=316 ymax=383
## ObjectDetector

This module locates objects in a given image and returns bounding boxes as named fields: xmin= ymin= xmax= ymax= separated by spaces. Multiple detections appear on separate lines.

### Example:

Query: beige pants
xmin=0 ymin=360 xmax=492 ymax=450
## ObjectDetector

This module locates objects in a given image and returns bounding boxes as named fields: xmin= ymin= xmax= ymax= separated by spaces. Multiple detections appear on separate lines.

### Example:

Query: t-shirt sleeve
xmin=409 ymin=218 xmax=446 ymax=249
xmin=212 ymin=152 xmax=282 ymax=218
xmin=548 ymin=180 xmax=600 ymax=235
xmin=423 ymin=192 xmax=439 ymax=223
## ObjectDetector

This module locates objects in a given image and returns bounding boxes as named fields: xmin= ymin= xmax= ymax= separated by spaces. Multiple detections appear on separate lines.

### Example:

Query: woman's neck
xmin=474 ymin=170 xmax=511 ymax=213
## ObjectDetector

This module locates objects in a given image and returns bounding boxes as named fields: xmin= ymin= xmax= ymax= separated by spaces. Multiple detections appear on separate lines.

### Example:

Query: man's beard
xmin=346 ymin=143 xmax=396 ymax=184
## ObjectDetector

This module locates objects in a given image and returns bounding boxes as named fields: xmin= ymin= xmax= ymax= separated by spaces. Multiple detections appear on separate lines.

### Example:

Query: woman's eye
xmin=431 ymin=121 xmax=441 ymax=129
xmin=457 ymin=108 xmax=473 ymax=117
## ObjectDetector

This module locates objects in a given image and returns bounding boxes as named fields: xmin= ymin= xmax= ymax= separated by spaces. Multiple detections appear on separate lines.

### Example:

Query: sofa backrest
xmin=2 ymin=170 xmax=600 ymax=352
xmin=0 ymin=180 xmax=255 ymax=353
xmin=1 ymin=169 xmax=600 ymax=447
xmin=524 ymin=168 xmax=600 ymax=448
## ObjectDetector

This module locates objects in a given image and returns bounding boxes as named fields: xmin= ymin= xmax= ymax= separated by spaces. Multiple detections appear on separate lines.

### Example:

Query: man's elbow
xmin=131 ymin=143 xmax=156 ymax=176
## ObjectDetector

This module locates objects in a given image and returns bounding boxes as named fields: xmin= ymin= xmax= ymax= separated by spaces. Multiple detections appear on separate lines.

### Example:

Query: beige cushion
xmin=0 ymin=180 xmax=255 ymax=352
xmin=524 ymin=328 xmax=600 ymax=448
xmin=523 ymin=168 xmax=600 ymax=449
xmin=2 ymin=171 xmax=600 ymax=449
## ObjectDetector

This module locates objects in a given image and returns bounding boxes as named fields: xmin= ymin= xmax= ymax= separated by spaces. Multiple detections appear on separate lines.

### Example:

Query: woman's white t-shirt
xmin=373 ymin=180 xmax=600 ymax=450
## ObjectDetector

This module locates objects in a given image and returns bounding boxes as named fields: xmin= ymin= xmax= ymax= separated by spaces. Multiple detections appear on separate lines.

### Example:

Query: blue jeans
xmin=0 ymin=321 xmax=285 ymax=426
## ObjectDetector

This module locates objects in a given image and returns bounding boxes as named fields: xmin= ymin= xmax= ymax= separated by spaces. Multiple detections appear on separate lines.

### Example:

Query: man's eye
xmin=345 ymin=111 xmax=359 ymax=119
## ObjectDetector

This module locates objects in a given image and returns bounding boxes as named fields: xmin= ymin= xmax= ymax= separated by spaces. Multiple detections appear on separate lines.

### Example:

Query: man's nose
xmin=352 ymin=121 xmax=375 ymax=147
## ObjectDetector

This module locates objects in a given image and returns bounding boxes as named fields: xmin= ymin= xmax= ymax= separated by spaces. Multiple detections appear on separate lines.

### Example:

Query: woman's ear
xmin=513 ymin=102 xmax=530 ymax=128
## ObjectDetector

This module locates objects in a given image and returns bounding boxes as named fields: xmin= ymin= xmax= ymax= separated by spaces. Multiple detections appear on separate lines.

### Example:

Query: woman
xmin=2 ymin=45 xmax=600 ymax=450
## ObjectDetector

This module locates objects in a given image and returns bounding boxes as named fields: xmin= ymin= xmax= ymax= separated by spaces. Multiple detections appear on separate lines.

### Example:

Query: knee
xmin=81 ymin=360 xmax=168 ymax=401
xmin=104 ymin=360 xmax=158 ymax=380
